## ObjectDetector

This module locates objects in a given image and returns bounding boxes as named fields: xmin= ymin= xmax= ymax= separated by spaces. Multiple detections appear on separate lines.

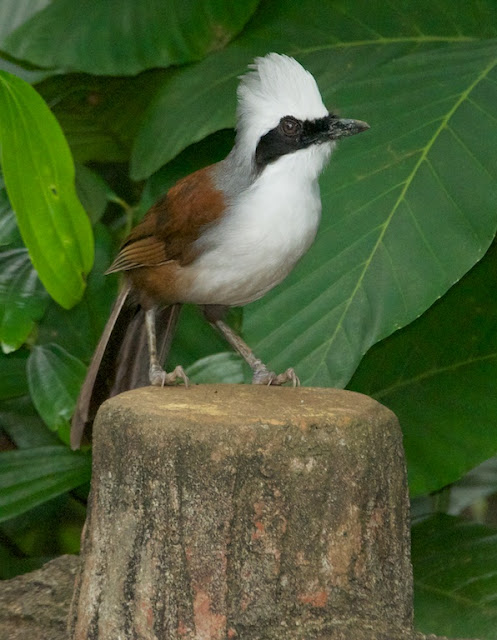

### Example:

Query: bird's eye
xmin=280 ymin=116 xmax=301 ymax=137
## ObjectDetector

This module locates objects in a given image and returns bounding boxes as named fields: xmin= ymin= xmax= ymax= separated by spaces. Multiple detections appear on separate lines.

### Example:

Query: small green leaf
xmin=0 ymin=184 xmax=21 ymax=246
xmin=36 ymin=225 xmax=118 ymax=363
xmin=186 ymin=352 xmax=246 ymax=384
xmin=449 ymin=457 xmax=497 ymax=516
xmin=412 ymin=514 xmax=497 ymax=639
xmin=0 ymin=248 xmax=49 ymax=353
xmin=0 ymin=446 xmax=91 ymax=522
xmin=0 ymin=71 xmax=94 ymax=309
xmin=26 ymin=344 xmax=86 ymax=438
xmin=75 ymin=164 xmax=116 ymax=224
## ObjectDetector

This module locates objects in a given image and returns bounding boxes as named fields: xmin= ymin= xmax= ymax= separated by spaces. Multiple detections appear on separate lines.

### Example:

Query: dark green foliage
xmin=0 ymin=2 xmax=496 ymax=636
xmin=412 ymin=514 xmax=497 ymax=637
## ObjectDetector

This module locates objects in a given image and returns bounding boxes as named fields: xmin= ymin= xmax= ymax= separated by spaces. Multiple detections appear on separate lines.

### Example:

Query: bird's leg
xmin=203 ymin=306 xmax=299 ymax=387
xmin=214 ymin=319 xmax=299 ymax=386
xmin=145 ymin=308 xmax=189 ymax=387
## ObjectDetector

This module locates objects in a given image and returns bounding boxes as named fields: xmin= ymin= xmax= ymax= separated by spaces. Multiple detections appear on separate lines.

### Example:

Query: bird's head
xmin=234 ymin=53 xmax=369 ymax=175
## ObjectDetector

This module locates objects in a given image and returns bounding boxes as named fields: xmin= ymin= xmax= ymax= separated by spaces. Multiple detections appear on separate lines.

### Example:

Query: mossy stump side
xmin=69 ymin=385 xmax=413 ymax=640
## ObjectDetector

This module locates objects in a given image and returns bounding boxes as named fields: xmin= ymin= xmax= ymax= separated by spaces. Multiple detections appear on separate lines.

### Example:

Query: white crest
xmin=236 ymin=53 xmax=328 ymax=152
xmin=214 ymin=53 xmax=332 ymax=196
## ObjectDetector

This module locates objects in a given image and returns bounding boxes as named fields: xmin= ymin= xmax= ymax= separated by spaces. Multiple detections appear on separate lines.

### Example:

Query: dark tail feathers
xmin=70 ymin=285 xmax=181 ymax=449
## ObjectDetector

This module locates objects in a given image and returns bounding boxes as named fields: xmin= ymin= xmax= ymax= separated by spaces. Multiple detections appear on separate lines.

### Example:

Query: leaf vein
xmin=374 ymin=353 xmax=497 ymax=400
xmin=314 ymin=54 xmax=497 ymax=378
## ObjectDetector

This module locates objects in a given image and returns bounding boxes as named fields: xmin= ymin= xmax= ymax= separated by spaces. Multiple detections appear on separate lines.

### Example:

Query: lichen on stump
xmin=69 ymin=385 xmax=413 ymax=640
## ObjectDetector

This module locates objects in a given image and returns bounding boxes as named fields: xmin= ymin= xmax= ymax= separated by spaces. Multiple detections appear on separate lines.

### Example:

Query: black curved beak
xmin=328 ymin=117 xmax=370 ymax=141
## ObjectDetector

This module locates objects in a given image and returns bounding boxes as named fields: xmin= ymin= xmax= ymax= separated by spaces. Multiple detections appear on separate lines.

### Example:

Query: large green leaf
xmin=36 ymin=70 xmax=169 ymax=164
xmin=449 ymin=457 xmax=497 ymax=517
xmin=26 ymin=344 xmax=86 ymax=441
xmin=131 ymin=0 xmax=497 ymax=178
xmin=349 ymin=243 xmax=497 ymax=496
xmin=167 ymin=304 xmax=232 ymax=371
xmin=140 ymin=129 xmax=234 ymax=214
xmin=0 ymin=54 xmax=54 ymax=84
xmin=1 ymin=0 xmax=260 ymax=75
xmin=131 ymin=51 xmax=244 ymax=180
xmin=0 ymin=71 xmax=94 ymax=309
xmin=0 ymin=182 xmax=49 ymax=352
xmin=247 ymin=41 xmax=497 ymax=388
xmin=0 ymin=0 xmax=49 ymax=43
xmin=129 ymin=1 xmax=497 ymax=393
xmin=0 ymin=446 xmax=91 ymax=522
xmin=0 ymin=490 xmax=87 ymax=578
xmin=412 ymin=514 xmax=497 ymax=639
xmin=0 ymin=249 xmax=49 ymax=353
xmin=0 ymin=396 xmax=59 ymax=448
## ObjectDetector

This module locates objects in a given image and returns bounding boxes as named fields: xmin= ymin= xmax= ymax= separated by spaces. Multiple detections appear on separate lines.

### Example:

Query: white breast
xmin=184 ymin=146 xmax=330 ymax=306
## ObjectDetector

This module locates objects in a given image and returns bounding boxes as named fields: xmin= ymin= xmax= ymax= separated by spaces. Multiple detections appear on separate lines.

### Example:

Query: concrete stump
xmin=69 ymin=385 xmax=413 ymax=639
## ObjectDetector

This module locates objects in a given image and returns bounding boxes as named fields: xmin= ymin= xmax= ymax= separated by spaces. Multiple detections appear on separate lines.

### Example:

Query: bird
xmin=70 ymin=53 xmax=369 ymax=449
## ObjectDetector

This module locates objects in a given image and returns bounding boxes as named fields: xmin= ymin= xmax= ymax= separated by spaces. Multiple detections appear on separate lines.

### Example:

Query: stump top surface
xmin=101 ymin=385 xmax=394 ymax=430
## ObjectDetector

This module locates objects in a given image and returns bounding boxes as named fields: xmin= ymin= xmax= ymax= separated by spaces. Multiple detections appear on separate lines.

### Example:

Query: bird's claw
xmin=272 ymin=367 xmax=300 ymax=387
xmin=149 ymin=364 xmax=189 ymax=387
xmin=252 ymin=365 xmax=300 ymax=387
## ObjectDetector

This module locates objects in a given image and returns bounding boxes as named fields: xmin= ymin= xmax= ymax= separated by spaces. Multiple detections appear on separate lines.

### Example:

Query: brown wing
xmin=106 ymin=164 xmax=225 ymax=274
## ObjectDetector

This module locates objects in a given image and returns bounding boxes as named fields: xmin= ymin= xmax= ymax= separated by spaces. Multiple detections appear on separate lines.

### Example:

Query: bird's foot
xmin=251 ymin=363 xmax=300 ymax=387
xmin=149 ymin=363 xmax=189 ymax=387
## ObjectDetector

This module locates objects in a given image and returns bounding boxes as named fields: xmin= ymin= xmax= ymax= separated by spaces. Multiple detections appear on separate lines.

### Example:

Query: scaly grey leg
xmin=145 ymin=308 xmax=189 ymax=387
xmin=212 ymin=318 xmax=299 ymax=387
